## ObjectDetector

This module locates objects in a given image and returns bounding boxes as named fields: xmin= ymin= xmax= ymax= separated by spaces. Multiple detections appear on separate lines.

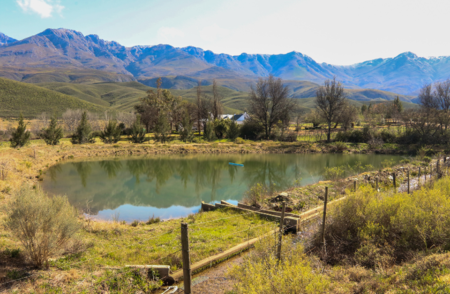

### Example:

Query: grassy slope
xmin=0 ymin=78 xmax=107 ymax=117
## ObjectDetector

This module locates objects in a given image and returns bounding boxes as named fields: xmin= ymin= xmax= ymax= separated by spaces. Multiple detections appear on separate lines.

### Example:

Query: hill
xmin=0 ymin=78 xmax=107 ymax=117
xmin=1 ymin=28 xmax=450 ymax=95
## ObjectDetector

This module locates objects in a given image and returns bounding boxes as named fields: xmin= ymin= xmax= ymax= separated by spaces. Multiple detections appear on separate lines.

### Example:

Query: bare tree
xmin=31 ymin=112 xmax=49 ymax=137
xmin=116 ymin=112 xmax=136 ymax=128
xmin=211 ymin=79 xmax=223 ymax=120
xmin=248 ymin=75 xmax=296 ymax=139
xmin=334 ymin=101 xmax=357 ymax=131
xmin=315 ymin=77 xmax=346 ymax=142
xmin=62 ymin=109 xmax=83 ymax=133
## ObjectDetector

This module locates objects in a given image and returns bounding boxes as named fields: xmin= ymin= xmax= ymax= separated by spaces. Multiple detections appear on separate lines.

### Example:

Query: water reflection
xmin=41 ymin=154 xmax=402 ymax=221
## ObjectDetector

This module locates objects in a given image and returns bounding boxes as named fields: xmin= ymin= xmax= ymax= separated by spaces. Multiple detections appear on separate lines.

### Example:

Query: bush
xmin=4 ymin=186 xmax=80 ymax=268
xmin=179 ymin=111 xmax=194 ymax=143
xmin=129 ymin=115 xmax=147 ymax=143
xmin=71 ymin=111 xmax=95 ymax=144
xmin=323 ymin=166 xmax=345 ymax=180
xmin=332 ymin=142 xmax=347 ymax=152
xmin=213 ymin=119 xmax=228 ymax=139
xmin=235 ymin=137 xmax=245 ymax=144
xmin=227 ymin=120 xmax=240 ymax=140
xmin=154 ymin=112 xmax=171 ymax=143
xmin=203 ymin=121 xmax=216 ymax=142
xmin=41 ymin=116 xmax=64 ymax=145
xmin=423 ymin=156 xmax=432 ymax=163
xmin=100 ymin=120 xmax=121 ymax=144
xmin=314 ymin=180 xmax=450 ymax=266
xmin=10 ymin=113 xmax=31 ymax=148
xmin=281 ymin=132 xmax=298 ymax=142
xmin=240 ymin=120 xmax=264 ymax=140
xmin=380 ymin=130 xmax=397 ymax=143
xmin=243 ymin=183 xmax=267 ymax=206
xmin=146 ymin=215 xmax=161 ymax=225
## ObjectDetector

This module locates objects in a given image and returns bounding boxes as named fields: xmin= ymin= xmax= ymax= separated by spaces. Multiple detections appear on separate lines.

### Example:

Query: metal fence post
xmin=181 ymin=223 xmax=192 ymax=294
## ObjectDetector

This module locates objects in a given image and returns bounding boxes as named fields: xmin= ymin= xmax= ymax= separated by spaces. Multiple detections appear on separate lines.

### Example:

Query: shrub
xmin=10 ymin=113 xmax=31 ymax=148
xmin=381 ymin=159 xmax=395 ymax=168
xmin=146 ymin=215 xmax=161 ymax=225
xmin=332 ymin=142 xmax=347 ymax=152
xmin=243 ymin=183 xmax=267 ymax=206
xmin=214 ymin=119 xmax=228 ymax=139
xmin=323 ymin=166 xmax=345 ymax=180
xmin=400 ymin=159 xmax=411 ymax=164
xmin=71 ymin=111 xmax=95 ymax=144
xmin=179 ymin=111 xmax=194 ymax=143
xmin=227 ymin=120 xmax=240 ymax=140
xmin=129 ymin=115 xmax=147 ymax=143
xmin=41 ymin=116 xmax=64 ymax=145
xmin=314 ymin=181 xmax=450 ymax=266
xmin=99 ymin=120 xmax=121 ymax=144
xmin=203 ymin=120 xmax=216 ymax=142
xmin=4 ymin=186 xmax=80 ymax=268
xmin=154 ymin=112 xmax=171 ymax=143
xmin=240 ymin=120 xmax=264 ymax=140
xmin=281 ymin=132 xmax=298 ymax=142
xmin=380 ymin=130 xmax=397 ymax=143
xmin=368 ymin=137 xmax=384 ymax=149
xmin=235 ymin=137 xmax=245 ymax=144
xmin=423 ymin=156 xmax=432 ymax=163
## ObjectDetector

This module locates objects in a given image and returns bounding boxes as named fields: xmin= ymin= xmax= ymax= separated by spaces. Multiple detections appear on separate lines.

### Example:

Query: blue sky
xmin=1 ymin=0 xmax=450 ymax=65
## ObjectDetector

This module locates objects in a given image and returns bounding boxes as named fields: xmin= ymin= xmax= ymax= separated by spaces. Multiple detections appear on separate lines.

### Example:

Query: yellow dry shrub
xmin=228 ymin=236 xmax=330 ymax=294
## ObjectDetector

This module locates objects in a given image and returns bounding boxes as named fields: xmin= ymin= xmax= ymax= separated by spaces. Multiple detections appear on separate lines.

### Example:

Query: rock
xmin=270 ymin=192 xmax=290 ymax=203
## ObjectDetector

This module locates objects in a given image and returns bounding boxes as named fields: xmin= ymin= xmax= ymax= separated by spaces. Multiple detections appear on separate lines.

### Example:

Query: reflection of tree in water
xmin=72 ymin=162 xmax=92 ymax=188
xmin=240 ymin=159 xmax=291 ymax=194
xmin=126 ymin=160 xmax=147 ymax=183
xmin=47 ymin=164 xmax=62 ymax=182
xmin=99 ymin=160 xmax=123 ymax=178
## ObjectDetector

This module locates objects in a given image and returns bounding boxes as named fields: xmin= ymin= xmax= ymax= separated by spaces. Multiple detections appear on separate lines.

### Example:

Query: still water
xmin=41 ymin=154 xmax=402 ymax=222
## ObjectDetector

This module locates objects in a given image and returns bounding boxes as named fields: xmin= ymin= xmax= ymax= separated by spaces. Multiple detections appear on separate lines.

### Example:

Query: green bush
xmin=41 ymin=116 xmax=63 ymax=145
xmin=323 ymin=166 xmax=345 ymax=180
xmin=243 ymin=183 xmax=267 ymax=206
xmin=129 ymin=115 xmax=147 ymax=143
xmin=240 ymin=120 xmax=264 ymax=140
xmin=100 ymin=120 xmax=121 ymax=144
xmin=4 ymin=186 xmax=80 ymax=268
xmin=235 ymin=137 xmax=245 ymax=144
xmin=154 ymin=112 xmax=171 ymax=143
xmin=10 ymin=113 xmax=31 ymax=148
xmin=203 ymin=120 xmax=217 ymax=142
xmin=179 ymin=111 xmax=194 ymax=143
xmin=400 ymin=159 xmax=411 ymax=164
xmin=227 ymin=120 xmax=240 ymax=140
xmin=71 ymin=111 xmax=95 ymax=144
xmin=214 ymin=119 xmax=228 ymax=139
xmin=423 ymin=156 xmax=432 ymax=163
xmin=380 ymin=130 xmax=397 ymax=143
xmin=315 ymin=179 xmax=450 ymax=266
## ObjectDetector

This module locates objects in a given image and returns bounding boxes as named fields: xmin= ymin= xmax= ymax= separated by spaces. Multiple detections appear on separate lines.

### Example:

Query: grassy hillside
xmin=0 ymin=78 xmax=107 ymax=117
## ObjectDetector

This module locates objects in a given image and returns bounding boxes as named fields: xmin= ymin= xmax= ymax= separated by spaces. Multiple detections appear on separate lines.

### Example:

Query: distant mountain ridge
xmin=1 ymin=28 xmax=449 ymax=95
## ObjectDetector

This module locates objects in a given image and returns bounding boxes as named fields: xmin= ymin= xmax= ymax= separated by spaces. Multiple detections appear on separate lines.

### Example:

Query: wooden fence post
xmin=407 ymin=170 xmax=410 ymax=194
xmin=393 ymin=173 xmax=396 ymax=189
xmin=181 ymin=223 xmax=192 ymax=294
xmin=321 ymin=187 xmax=328 ymax=247
xmin=354 ymin=180 xmax=357 ymax=192
xmin=376 ymin=177 xmax=379 ymax=191
xmin=277 ymin=202 xmax=286 ymax=262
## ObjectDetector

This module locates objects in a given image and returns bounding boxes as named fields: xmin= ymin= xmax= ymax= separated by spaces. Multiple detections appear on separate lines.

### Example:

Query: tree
xmin=154 ymin=112 xmax=171 ymax=143
xmin=315 ymin=77 xmax=346 ymax=142
xmin=211 ymin=79 xmax=223 ymax=120
xmin=248 ymin=75 xmax=296 ymax=139
xmin=10 ymin=113 xmax=31 ymax=148
xmin=42 ymin=115 xmax=63 ymax=145
xmin=393 ymin=96 xmax=403 ymax=113
xmin=180 ymin=110 xmax=194 ymax=142
xmin=129 ymin=114 xmax=147 ymax=143
xmin=71 ymin=111 xmax=95 ymax=144
xmin=203 ymin=120 xmax=216 ymax=141
xmin=361 ymin=105 xmax=367 ymax=113
xmin=62 ymin=109 xmax=82 ymax=133
xmin=99 ymin=120 xmax=121 ymax=144
xmin=214 ymin=119 xmax=228 ymax=139
xmin=304 ymin=110 xmax=324 ymax=128
xmin=227 ymin=119 xmax=240 ymax=140
xmin=334 ymin=101 xmax=358 ymax=131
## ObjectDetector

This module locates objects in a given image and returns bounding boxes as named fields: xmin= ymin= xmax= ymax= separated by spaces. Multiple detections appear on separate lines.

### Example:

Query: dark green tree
xmin=71 ymin=112 xmax=95 ymax=144
xmin=361 ymin=105 xmax=367 ymax=113
xmin=154 ymin=112 xmax=171 ymax=143
xmin=214 ymin=119 xmax=228 ymax=139
xmin=10 ymin=113 xmax=31 ymax=148
xmin=203 ymin=120 xmax=217 ymax=142
xmin=179 ymin=110 xmax=194 ymax=142
xmin=393 ymin=96 xmax=403 ymax=113
xmin=227 ymin=119 xmax=240 ymax=140
xmin=99 ymin=120 xmax=121 ymax=144
xmin=129 ymin=114 xmax=147 ymax=143
xmin=42 ymin=115 xmax=64 ymax=145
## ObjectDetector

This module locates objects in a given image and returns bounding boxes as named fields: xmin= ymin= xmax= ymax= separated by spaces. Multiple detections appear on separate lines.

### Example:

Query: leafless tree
xmin=62 ymin=109 xmax=83 ymax=132
xmin=334 ymin=101 xmax=358 ymax=131
xmin=196 ymin=81 xmax=203 ymax=134
xmin=315 ymin=77 xmax=346 ymax=142
xmin=248 ymin=75 xmax=296 ymax=139
xmin=116 ymin=112 xmax=136 ymax=128
xmin=31 ymin=112 xmax=49 ymax=137
xmin=211 ymin=79 xmax=223 ymax=120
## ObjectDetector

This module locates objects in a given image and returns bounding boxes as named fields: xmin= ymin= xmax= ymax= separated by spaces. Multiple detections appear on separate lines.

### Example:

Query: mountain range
xmin=0 ymin=28 xmax=449 ymax=97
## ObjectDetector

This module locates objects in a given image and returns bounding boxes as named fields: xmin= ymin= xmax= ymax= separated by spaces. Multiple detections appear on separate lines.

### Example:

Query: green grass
xmin=51 ymin=208 xmax=276 ymax=271
xmin=0 ymin=77 xmax=107 ymax=117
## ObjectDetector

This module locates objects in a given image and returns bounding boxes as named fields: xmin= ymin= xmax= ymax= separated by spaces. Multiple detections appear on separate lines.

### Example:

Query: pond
xmin=41 ymin=154 xmax=402 ymax=222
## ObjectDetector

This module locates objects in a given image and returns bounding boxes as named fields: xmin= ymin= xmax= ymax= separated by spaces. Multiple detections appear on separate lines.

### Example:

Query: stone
xmin=270 ymin=192 xmax=290 ymax=203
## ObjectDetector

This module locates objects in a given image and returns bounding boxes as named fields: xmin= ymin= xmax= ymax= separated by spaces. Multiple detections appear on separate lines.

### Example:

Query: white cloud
xmin=16 ymin=0 xmax=64 ymax=18
xmin=200 ymin=24 xmax=229 ymax=42
xmin=157 ymin=27 xmax=185 ymax=40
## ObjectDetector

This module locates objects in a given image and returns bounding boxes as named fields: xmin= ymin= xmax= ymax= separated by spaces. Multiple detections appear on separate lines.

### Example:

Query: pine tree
xmin=154 ymin=112 xmax=171 ymax=143
xmin=71 ymin=111 xmax=95 ymax=144
xmin=227 ymin=119 xmax=240 ymax=140
xmin=100 ymin=120 xmax=121 ymax=144
xmin=42 ymin=115 xmax=63 ymax=145
xmin=10 ymin=113 xmax=31 ymax=148
xmin=129 ymin=114 xmax=147 ymax=143
xmin=393 ymin=96 xmax=403 ymax=113
xmin=180 ymin=110 xmax=194 ymax=142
